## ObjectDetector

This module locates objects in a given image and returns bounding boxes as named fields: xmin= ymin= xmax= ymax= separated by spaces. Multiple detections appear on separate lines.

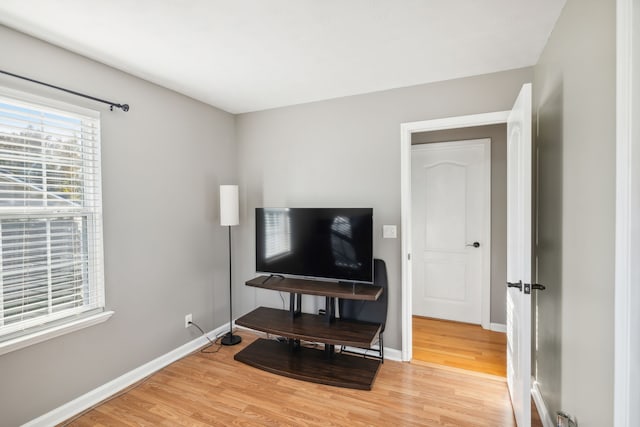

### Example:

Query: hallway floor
xmin=412 ymin=316 xmax=507 ymax=377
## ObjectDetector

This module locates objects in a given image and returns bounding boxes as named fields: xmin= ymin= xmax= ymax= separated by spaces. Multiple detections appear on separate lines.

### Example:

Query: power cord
xmin=188 ymin=320 xmax=223 ymax=353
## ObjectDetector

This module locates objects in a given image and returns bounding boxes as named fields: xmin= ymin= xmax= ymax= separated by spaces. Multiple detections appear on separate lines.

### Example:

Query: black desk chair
xmin=338 ymin=258 xmax=388 ymax=362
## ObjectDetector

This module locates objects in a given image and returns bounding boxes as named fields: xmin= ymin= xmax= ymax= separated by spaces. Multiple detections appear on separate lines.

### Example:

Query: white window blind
xmin=0 ymin=88 xmax=105 ymax=339
xmin=264 ymin=209 xmax=291 ymax=260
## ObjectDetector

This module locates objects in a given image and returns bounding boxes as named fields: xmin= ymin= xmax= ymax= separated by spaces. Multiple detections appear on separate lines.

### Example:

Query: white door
xmin=411 ymin=139 xmax=490 ymax=324
xmin=506 ymin=83 xmax=533 ymax=427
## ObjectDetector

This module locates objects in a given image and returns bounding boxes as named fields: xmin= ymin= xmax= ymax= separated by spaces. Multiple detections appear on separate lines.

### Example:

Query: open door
xmin=506 ymin=83 xmax=533 ymax=426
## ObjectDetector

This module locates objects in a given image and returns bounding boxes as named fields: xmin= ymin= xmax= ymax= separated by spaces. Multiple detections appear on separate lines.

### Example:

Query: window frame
xmin=0 ymin=86 xmax=111 ymax=354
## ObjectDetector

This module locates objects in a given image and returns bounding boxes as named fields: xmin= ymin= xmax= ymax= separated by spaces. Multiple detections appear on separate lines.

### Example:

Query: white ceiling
xmin=0 ymin=1 xmax=565 ymax=114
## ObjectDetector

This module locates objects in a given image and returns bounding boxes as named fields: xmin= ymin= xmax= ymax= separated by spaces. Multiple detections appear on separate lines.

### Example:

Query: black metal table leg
xmin=289 ymin=292 xmax=301 ymax=319
xmin=325 ymin=296 xmax=335 ymax=324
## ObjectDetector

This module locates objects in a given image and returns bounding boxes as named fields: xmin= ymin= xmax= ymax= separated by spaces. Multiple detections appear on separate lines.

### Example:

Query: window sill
xmin=0 ymin=311 xmax=114 ymax=356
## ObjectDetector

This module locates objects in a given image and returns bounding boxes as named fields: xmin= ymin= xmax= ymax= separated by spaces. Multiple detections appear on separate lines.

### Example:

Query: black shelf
xmin=246 ymin=276 xmax=382 ymax=300
xmin=234 ymin=338 xmax=380 ymax=390
xmin=235 ymin=307 xmax=381 ymax=348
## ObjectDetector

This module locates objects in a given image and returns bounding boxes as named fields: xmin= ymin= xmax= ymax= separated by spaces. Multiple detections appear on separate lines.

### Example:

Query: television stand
xmin=234 ymin=276 xmax=383 ymax=390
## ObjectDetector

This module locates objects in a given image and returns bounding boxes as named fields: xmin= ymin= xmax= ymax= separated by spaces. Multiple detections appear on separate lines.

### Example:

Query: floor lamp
xmin=220 ymin=185 xmax=242 ymax=346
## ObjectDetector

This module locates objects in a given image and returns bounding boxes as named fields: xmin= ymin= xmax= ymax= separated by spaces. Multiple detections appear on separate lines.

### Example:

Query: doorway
xmin=408 ymin=129 xmax=506 ymax=377
xmin=400 ymin=112 xmax=510 ymax=363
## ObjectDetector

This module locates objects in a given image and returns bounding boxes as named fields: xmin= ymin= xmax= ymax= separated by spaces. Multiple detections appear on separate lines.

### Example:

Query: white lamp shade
xmin=220 ymin=185 xmax=239 ymax=226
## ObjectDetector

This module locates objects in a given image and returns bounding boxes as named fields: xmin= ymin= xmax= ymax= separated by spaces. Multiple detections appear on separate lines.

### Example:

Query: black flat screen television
xmin=255 ymin=208 xmax=373 ymax=283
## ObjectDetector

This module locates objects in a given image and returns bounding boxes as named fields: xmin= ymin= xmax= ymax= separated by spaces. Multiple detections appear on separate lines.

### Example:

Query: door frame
xmin=410 ymin=138 xmax=491 ymax=325
xmin=614 ymin=0 xmax=639 ymax=425
xmin=400 ymin=111 xmax=509 ymax=361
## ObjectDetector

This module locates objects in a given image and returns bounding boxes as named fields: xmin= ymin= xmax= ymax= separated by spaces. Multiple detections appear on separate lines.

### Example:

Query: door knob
xmin=506 ymin=280 xmax=522 ymax=291
xmin=466 ymin=241 xmax=480 ymax=248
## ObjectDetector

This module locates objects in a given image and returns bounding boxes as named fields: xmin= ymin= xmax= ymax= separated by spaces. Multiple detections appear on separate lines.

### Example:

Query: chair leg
xmin=380 ymin=332 xmax=384 ymax=363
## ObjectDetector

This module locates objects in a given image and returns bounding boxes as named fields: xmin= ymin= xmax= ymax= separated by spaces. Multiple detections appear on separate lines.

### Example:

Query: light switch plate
xmin=382 ymin=225 xmax=397 ymax=239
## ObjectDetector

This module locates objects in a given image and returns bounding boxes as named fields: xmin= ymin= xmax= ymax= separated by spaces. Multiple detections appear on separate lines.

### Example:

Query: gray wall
xmin=0 ymin=26 xmax=237 ymax=426
xmin=235 ymin=68 xmax=532 ymax=350
xmin=412 ymin=124 xmax=508 ymax=325
xmin=533 ymin=0 xmax=615 ymax=425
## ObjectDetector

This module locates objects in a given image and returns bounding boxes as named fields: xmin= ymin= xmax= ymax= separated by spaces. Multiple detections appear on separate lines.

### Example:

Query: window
xmin=0 ymin=88 xmax=105 ymax=342
xmin=263 ymin=208 xmax=291 ymax=260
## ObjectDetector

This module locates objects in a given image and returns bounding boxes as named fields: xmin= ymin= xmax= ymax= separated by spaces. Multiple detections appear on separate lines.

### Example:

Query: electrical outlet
xmin=184 ymin=313 xmax=192 ymax=328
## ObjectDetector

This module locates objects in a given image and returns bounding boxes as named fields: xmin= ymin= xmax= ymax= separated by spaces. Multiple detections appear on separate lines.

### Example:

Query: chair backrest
xmin=338 ymin=258 xmax=388 ymax=332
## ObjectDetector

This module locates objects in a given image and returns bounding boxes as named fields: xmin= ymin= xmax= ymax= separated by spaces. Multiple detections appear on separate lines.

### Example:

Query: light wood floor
xmin=412 ymin=317 xmax=544 ymax=427
xmin=412 ymin=316 xmax=507 ymax=377
xmin=64 ymin=331 xmax=516 ymax=426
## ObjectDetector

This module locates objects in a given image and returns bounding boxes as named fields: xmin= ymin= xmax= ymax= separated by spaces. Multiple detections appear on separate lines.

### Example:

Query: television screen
xmin=255 ymin=208 xmax=373 ymax=283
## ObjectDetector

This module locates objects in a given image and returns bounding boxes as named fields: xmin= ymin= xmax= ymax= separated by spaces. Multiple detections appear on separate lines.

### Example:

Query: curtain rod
xmin=0 ymin=69 xmax=130 ymax=112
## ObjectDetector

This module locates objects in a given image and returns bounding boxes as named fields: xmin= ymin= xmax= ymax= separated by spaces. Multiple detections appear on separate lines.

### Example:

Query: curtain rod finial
xmin=110 ymin=103 xmax=129 ymax=112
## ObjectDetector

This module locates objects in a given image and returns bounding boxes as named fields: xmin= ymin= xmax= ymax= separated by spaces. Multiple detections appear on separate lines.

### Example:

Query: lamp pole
xmin=220 ymin=185 xmax=241 ymax=346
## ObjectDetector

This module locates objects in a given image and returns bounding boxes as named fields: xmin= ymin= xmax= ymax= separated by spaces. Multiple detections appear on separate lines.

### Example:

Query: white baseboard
xmin=490 ymin=323 xmax=507 ymax=333
xmin=531 ymin=378 xmax=555 ymax=427
xmin=24 ymin=322 xmax=230 ymax=427
xmin=384 ymin=347 xmax=403 ymax=361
